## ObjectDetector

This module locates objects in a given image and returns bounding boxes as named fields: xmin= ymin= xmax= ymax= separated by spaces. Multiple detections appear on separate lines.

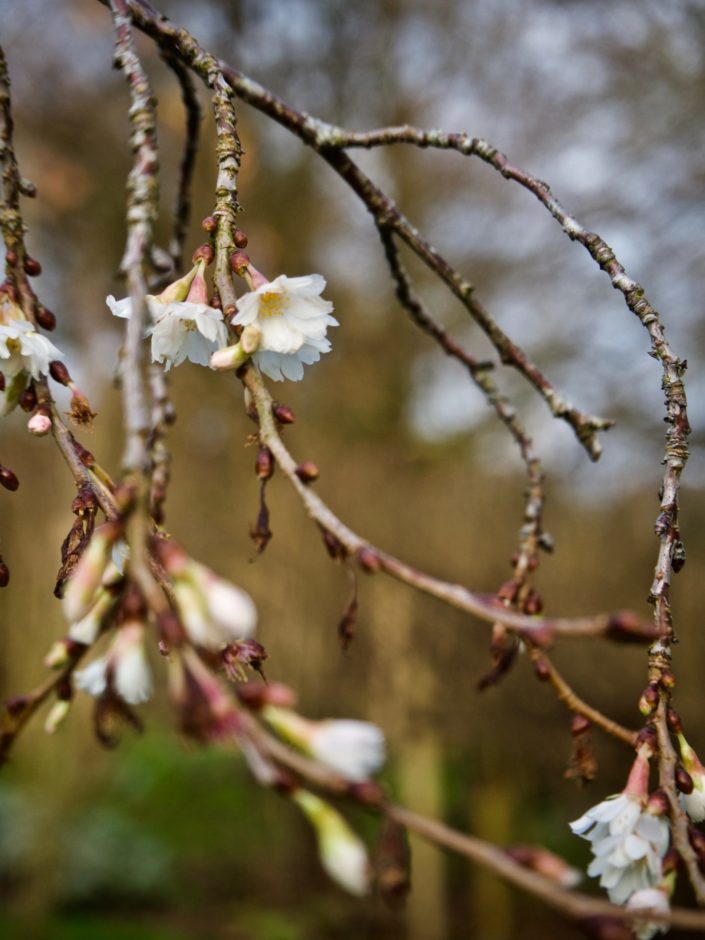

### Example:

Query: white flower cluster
xmin=570 ymin=792 xmax=669 ymax=904
xmin=0 ymin=294 xmax=64 ymax=414
xmin=109 ymin=259 xmax=337 ymax=383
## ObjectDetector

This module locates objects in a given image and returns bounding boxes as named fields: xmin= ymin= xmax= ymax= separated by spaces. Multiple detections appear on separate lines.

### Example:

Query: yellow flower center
xmin=6 ymin=337 xmax=20 ymax=354
xmin=183 ymin=320 xmax=197 ymax=332
xmin=258 ymin=291 xmax=287 ymax=318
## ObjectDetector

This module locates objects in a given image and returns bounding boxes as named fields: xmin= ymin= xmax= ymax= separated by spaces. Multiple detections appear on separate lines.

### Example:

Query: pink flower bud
xmin=27 ymin=411 xmax=52 ymax=435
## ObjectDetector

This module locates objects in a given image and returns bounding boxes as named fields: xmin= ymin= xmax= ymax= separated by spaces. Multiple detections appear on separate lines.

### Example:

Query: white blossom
xmin=262 ymin=708 xmax=386 ymax=781
xmin=231 ymin=273 xmax=337 ymax=382
xmin=108 ymin=294 xmax=228 ymax=371
xmin=570 ymin=793 xmax=669 ymax=904
xmin=626 ymin=887 xmax=671 ymax=940
xmin=0 ymin=320 xmax=63 ymax=380
xmin=107 ymin=259 xmax=228 ymax=371
xmin=308 ymin=720 xmax=386 ymax=781
xmin=292 ymin=789 xmax=370 ymax=896
xmin=172 ymin=560 xmax=257 ymax=651
xmin=74 ymin=622 xmax=153 ymax=705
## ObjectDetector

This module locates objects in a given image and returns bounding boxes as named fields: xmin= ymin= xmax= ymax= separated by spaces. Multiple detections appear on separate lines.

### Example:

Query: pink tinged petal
xmin=682 ymin=790 xmax=705 ymax=822
xmin=635 ymin=815 xmax=668 ymax=846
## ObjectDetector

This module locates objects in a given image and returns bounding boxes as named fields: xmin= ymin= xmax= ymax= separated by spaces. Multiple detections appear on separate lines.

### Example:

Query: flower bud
xmin=639 ymin=682 xmax=659 ymax=716
xmin=191 ymin=243 xmax=214 ymax=265
xmin=0 ymin=466 xmax=19 ymax=491
xmin=49 ymin=360 xmax=71 ymax=385
xmin=660 ymin=670 xmax=676 ymax=690
xmin=229 ymin=250 xmax=251 ymax=275
xmin=676 ymin=763 xmax=694 ymax=795
xmin=295 ymin=461 xmax=319 ymax=483
xmin=606 ymin=610 xmax=662 ymax=643
xmin=236 ymin=680 xmax=296 ymax=711
xmin=0 ymin=558 xmax=9 ymax=587
xmin=0 ymin=372 xmax=5 ymax=392
xmin=35 ymin=306 xmax=56 ymax=330
xmin=201 ymin=215 xmax=217 ymax=233
xmin=44 ymin=699 xmax=71 ymax=735
xmin=667 ymin=708 xmax=683 ymax=734
xmin=19 ymin=384 xmax=37 ymax=412
xmin=292 ymin=789 xmax=370 ymax=896
xmin=532 ymin=656 xmax=551 ymax=682
xmin=23 ymin=256 xmax=41 ymax=276
xmin=27 ymin=410 xmax=52 ymax=436
xmin=62 ymin=522 xmax=121 ymax=622
xmin=233 ymin=229 xmax=248 ymax=249
xmin=357 ymin=547 xmax=381 ymax=573
xmin=255 ymin=447 xmax=274 ymax=480
xmin=272 ymin=403 xmax=296 ymax=424
xmin=571 ymin=714 xmax=591 ymax=736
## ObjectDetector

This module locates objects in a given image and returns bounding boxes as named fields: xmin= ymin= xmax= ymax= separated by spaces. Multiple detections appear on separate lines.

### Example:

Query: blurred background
xmin=0 ymin=1 xmax=704 ymax=937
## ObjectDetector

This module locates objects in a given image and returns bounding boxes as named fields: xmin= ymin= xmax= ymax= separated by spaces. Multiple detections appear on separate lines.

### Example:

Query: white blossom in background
xmin=263 ymin=706 xmax=386 ymax=781
xmin=677 ymin=733 xmax=705 ymax=822
xmin=74 ymin=622 xmax=153 ymax=705
xmin=228 ymin=272 xmax=337 ymax=381
xmin=570 ymin=745 xmax=670 ymax=905
xmin=157 ymin=542 xmax=258 ymax=651
xmin=626 ymin=883 xmax=673 ymax=940
xmin=292 ymin=789 xmax=370 ymax=896
xmin=0 ymin=294 xmax=64 ymax=414
xmin=107 ymin=259 xmax=228 ymax=370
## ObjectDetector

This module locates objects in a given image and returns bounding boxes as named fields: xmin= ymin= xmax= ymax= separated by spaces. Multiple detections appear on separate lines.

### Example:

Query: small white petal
xmin=74 ymin=657 xmax=108 ymax=697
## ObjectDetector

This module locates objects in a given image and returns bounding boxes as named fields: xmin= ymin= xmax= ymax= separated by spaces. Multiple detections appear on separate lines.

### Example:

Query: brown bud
xmin=606 ymin=609 xmax=661 ymax=643
xmin=4 ymin=695 xmax=28 ymax=717
xmin=210 ymin=289 xmax=222 ymax=309
xmin=236 ymin=680 xmax=295 ymax=710
xmin=72 ymin=439 xmax=95 ymax=468
xmin=647 ymin=789 xmax=669 ymax=817
xmin=667 ymin=707 xmax=683 ymax=734
xmin=49 ymin=360 xmax=71 ymax=386
xmin=523 ymin=591 xmax=543 ymax=615
xmin=233 ymin=229 xmax=248 ymax=249
xmin=636 ymin=726 xmax=658 ymax=752
xmin=223 ymin=304 xmax=237 ymax=320
xmin=0 ymin=466 xmax=19 ymax=491
xmin=295 ymin=461 xmax=319 ymax=483
xmin=660 ymin=670 xmax=676 ymax=690
xmin=358 ymin=547 xmax=381 ymax=574
xmin=349 ymin=780 xmax=384 ymax=806
xmin=35 ymin=306 xmax=56 ymax=331
xmin=320 ymin=527 xmax=345 ymax=561
xmin=0 ymin=373 xmax=4 ymax=392
xmin=532 ymin=656 xmax=551 ymax=682
xmin=229 ymin=250 xmax=250 ymax=275
xmin=201 ymin=215 xmax=217 ymax=233
xmin=5 ymin=250 xmax=17 ymax=267
xmin=374 ymin=818 xmax=411 ymax=911
xmin=496 ymin=579 xmax=520 ymax=604
xmin=191 ymin=243 xmax=214 ymax=265
xmin=571 ymin=714 xmax=591 ymax=736
xmin=662 ymin=848 xmax=680 ymax=876
xmin=19 ymin=385 xmax=37 ymax=412
xmin=638 ymin=682 xmax=659 ymax=716
xmin=272 ymin=403 xmax=296 ymax=425
xmin=0 ymin=558 xmax=9 ymax=587
xmin=676 ymin=763 xmax=695 ymax=794
xmin=255 ymin=447 xmax=274 ymax=481
xmin=23 ymin=256 xmax=41 ymax=276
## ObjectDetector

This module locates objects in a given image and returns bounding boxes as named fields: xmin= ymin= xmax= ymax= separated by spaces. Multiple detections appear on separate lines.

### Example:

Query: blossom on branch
xmin=0 ymin=293 xmax=64 ymax=414
xmin=676 ymin=733 xmax=705 ymax=822
xmin=292 ymin=789 xmax=370 ymax=895
xmin=223 ymin=269 xmax=337 ymax=382
xmin=262 ymin=706 xmax=386 ymax=781
xmin=570 ymin=745 xmax=670 ymax=905
xmin=107 ymin=259 xmax=228 ymax=370
xmin=74 ymin=621 xmax=153 ymax=706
